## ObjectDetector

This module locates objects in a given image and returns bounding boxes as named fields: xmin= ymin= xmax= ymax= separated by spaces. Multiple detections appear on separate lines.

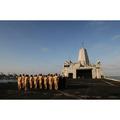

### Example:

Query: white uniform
xmin=53 ymin=75 xmax=59 ymax=90
xmin=44 ymin=76 xmax=47 ymax=89
xmin=29 ymin=76 xmax=33 ymax=89
xmin=17 ymin=76 xmax=22 ymax=90
xmin=48 ymin=76 xmax=53 ymax=90
xmin=38 ymin=75 xmax=43 ymax=89
xmin=33 ymin=76 xmax=37 ymax=89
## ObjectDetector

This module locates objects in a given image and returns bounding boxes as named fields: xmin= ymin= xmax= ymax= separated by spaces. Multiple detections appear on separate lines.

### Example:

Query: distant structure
xmin=61 ymin=48 xmax=103 ymax=79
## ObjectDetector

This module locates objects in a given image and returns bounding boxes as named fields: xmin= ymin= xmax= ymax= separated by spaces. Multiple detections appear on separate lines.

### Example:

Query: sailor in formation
xmin=24 ymin=75 xmax=28 ymax=91
xmin=38 ymin=74 xmax=43 ymax=89
xmin=17 ymin=74 xmax=60 ymax=91
xmin=21 ymin=74 xmax=25 ymax=88
xmin=44 ymin=75 xmax=47 ymax=89
xmin=53 ymin=74 xmax=59 ymax=90
xmin=48 ymin=74 xmax=53 ymax=90
xmin=29 ymin=75 xmax=33 ymax=89
xmin=17 ymin=74 xmax=22 ymax=91
xmin=33 ymin=75 xmax=38 ymax=89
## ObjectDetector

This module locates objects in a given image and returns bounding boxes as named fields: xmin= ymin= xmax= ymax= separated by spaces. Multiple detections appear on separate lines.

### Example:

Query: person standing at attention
xmin=44 ymin=75 xmax=47 ymax=89
xmin=29 ymin=75 xmax=33 ymax=89
xmin=53 ymin=74 xmax=59 ymax=90
xmin=48 ymin=74 xmax=53 ymax=90
xmin=17 ymin=74 xmax=22 ymax=91
xmin=21 ymin=74 xmax=25 ymax=89
xmin=38 ymin=74 xmax=43 ymax=89
xmin=33 ymin=75 xmax=38 ymax=89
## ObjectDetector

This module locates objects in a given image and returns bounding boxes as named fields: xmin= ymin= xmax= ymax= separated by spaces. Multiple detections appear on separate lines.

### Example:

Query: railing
xmin=104 ymin=77 xmax=120 ymax=82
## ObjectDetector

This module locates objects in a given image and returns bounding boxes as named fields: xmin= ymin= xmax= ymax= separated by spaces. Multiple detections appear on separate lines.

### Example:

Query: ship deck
xmin=0 ymin=78 xmax=120 ymax=99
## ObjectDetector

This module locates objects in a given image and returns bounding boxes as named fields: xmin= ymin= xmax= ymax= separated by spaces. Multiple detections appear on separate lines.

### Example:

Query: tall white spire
xmin=78 ymin=48 xmax=90 ymax=66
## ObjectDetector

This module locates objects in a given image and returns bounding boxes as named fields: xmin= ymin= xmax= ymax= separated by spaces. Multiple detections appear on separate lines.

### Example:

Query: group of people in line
xmin=17 ymin=74 xmax=60 ymax=91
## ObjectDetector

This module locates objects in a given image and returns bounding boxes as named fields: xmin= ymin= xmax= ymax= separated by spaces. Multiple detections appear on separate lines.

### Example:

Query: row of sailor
xmin=17 ymin=74 xmax=59 ymax=91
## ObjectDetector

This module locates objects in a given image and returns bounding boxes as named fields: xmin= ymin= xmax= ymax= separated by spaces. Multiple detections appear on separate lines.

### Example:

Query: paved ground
xmin=0 ymin=79 xmax=120 ymax=99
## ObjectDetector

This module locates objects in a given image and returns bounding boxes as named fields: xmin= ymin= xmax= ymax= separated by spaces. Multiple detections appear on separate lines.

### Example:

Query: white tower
xmin=78 ymin=48 xmax=90 ymax=66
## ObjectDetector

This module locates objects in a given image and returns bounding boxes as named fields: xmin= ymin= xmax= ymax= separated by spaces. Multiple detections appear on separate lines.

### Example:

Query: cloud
xmin=112 ymin=34 xmax=120 ymax=40
xmin=41 ymin=47 xmax=49 ymax=52
xmin=88 ymin=21 xmax=105 ymax=26
xmin=103 ymin=59 xmax=120 ymax=76
xmin=87 ymin=21 xmax=108 ymax=32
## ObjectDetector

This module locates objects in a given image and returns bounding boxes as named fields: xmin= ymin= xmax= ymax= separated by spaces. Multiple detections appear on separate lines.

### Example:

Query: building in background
xmin=61 ymin=48 xmax=103 ymax=79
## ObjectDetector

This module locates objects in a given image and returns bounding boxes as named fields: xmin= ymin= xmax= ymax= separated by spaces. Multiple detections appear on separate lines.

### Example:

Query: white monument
xmin=61 ymin=48 xmax=103 ymax=79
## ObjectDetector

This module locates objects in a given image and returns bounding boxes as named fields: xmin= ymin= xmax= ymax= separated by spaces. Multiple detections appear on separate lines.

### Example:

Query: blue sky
xmin=0 ymin=21 xmax=120 ymax=75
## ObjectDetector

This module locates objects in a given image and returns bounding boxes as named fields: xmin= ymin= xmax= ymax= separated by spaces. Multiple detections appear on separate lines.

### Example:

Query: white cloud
xmin=103 ymin=60 xmax=120 ymax=76
xmin=88 ymin=21 xmax=105 ymax=25
xmin=87 ymin=21 xmax=108 ymax=32
xmin=112 ymin=34 xmax=120 ymax=40
xmin=41 ymin=47 xmax=49 ymax=52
